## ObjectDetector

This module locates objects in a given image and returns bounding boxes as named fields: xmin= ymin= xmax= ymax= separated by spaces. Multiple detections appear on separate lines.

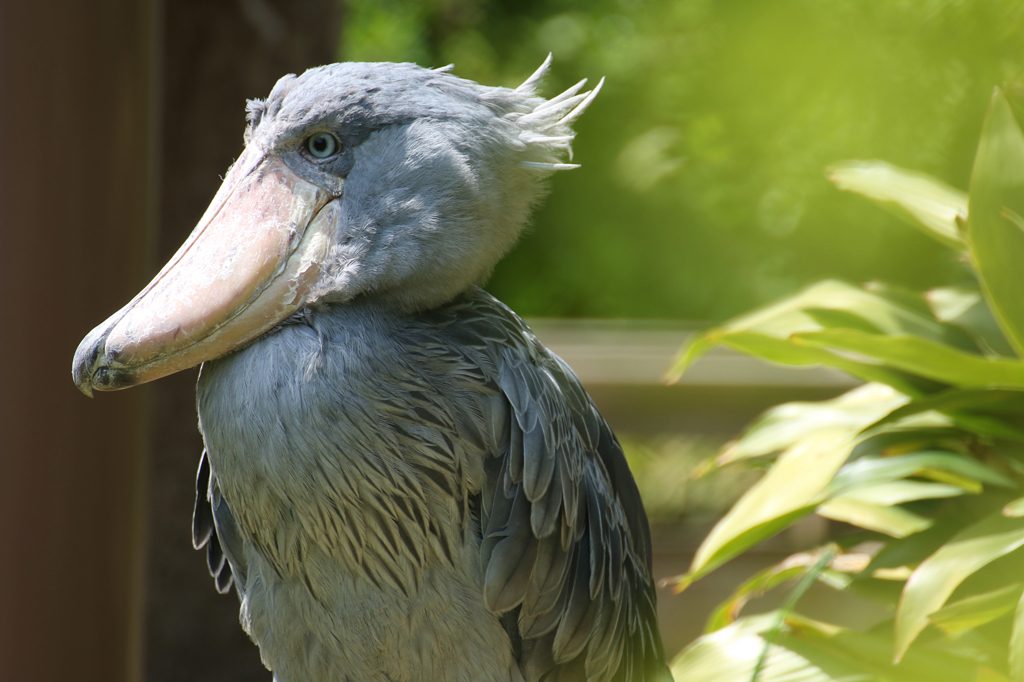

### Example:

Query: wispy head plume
xmin=506 ymin=54 xmax=604 ymax=172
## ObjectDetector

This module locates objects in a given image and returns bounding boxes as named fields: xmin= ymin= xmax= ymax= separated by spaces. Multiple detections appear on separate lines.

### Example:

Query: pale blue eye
xmin=306 ymin=133 xmax=339 ymax=158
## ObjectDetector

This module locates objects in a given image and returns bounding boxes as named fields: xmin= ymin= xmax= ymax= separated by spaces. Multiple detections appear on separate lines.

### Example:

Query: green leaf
xmin=926 ymin=287 xmax=1017 ymax=358
xmin=1004 ymin=496 xmax=1024 ymax=518
xmin=804 ymin=307 xmax=884 ymax=334
xmin=670 ymin=614 xmax=865 ymax=682
xmin=894 ymin=513 xmax=1024 ymax=661
xmin=793 ymin=329 xmax=1024 ymax=389
xmin=789 ymin=624 xmax=996 ymax=682
xmin=946 ymin=412 xmax=1024 ymax=442
xmin=706 ymin=546 xmax=856 ymax=632
xmin=686 ymin=431 xmax=855 ymax=583
xmin=828 ymin=160 xmax=967 ymax=250
xmin=705 ymin=563 xmax=808 ymax=633
xmin=720 ymin=332 xmax=922 ymax=394
xmin=668 ymin=279 xmax=952 ymax=386
xmin=1010 ymin=588 xmax=1024 ymax=682
xmin=818 ymin=498 xmax=933 ymax=538
xmin=928 ymin=583 xmax=1024 ymax=636
xmin=968 ymin=89 xmax=1024 ymax=357
xmin=728 ymin=280 xmax=949 ymax=341
xmin=883 ymin=387 xmax=1024 ymax=416
xmin=724 ymin=383 xmax=909 ymax=463
xmin=829 ymin=451 xmax=1014 ymax=495
xmin=874 ymin=387 xmax=1024 ymax=441
xmin=820 ymin=476 xmax=969 ymax=540
xmin=674 ymin=612 xmax=987 ymax=682
xmin=927 ymin=288 xmax=983 ymax=323
xmin=866 ymin=281 xmax=936 ymax=318
xmin=751 ymin=547 xmax=839 ymax=682
xmin=834 ymin=480 xmax=967 ymax=505
xmin=666 ymin=333 xmax=717 ymax=382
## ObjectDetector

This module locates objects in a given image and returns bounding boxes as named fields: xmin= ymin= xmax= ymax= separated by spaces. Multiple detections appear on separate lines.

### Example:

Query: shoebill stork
xmin=72 ymin=58 xmax=671 ymax=682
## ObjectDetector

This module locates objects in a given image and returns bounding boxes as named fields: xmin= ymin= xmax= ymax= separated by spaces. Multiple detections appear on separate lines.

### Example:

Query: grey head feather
xmin=237 ymin=60 xmax=601 ymax=313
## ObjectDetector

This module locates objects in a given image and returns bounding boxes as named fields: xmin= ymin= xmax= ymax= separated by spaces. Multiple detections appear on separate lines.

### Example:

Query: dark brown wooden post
xmin=0 ymin=1 xmax=158 ymax=681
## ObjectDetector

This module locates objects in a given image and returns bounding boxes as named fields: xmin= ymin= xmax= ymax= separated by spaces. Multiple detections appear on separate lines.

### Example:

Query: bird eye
xmin=305 ymin=133 xmax=339 ymax=159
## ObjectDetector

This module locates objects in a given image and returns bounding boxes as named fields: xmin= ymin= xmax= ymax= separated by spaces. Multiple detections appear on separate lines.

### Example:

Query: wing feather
xmin=484 ymin=486 xmax=540 ymax=613
xmin=523 ymin=421 xmax=555 ymax=502
xmin=530 ymin=454 xmax=563 ymax=539
xmin=431 ymin=290 xmax=670 ymax=682
xmin=523 ymin=530 xmax=573 ymax=618
xmin=192 ymin=450 xmax=246 ymax=595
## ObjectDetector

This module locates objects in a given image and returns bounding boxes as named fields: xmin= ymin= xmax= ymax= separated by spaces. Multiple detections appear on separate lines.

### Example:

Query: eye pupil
xmin=306 ymin=133 xmax=338 ymax=158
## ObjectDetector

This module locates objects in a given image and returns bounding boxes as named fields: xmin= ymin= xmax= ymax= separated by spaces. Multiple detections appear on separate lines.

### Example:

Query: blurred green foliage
xmin=665 ymin=90 xmax=1024 ymax=680
xmin=618 ymin=434 xmax=757 ymax=521
xmin=342 ymin=0 xmax=1024 ymax=320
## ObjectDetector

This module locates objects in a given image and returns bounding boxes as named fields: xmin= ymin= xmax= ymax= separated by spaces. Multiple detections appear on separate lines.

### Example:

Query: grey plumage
xmin=73 ymin=57 xmax=672 ymax=682
xmin=239 ymin=59 xmax=595 ymax=314
xmin=194 ymin=290 xmax=667 ymax=682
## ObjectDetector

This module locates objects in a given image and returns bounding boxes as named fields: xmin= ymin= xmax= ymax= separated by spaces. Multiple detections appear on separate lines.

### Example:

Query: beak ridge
xmin=73 ymin=153 xmax=337 ymax=393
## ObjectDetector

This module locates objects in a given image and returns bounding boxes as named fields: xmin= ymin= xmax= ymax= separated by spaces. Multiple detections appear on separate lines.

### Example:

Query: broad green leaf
xmin=926 ymin=287 xmax=1017 ymax=358
xmin=668 ymin=279 xmax=950 ymax=383
xmin=716 ymin=332 xmax=831 ymax=365
xmin=927 ymin=288 xmax=983 ymax=323
xmin=894 ymin=513 xmax=1024 ymax=661
xmin=667 ymin=333 xmax=717 ymax=382
xmin=946 ymin=412 xmax=1024 ymax=442
xmin=751 ymin=547 xmax=839 ymax=682
xmin=719 ymin=332 xmax=920 ymax=394
xmin=720 ymin=333 xmax=921 ymax=393
xmin=1005 ymin=497 xmax=1024 ymax=518
xmin=828 ymin=452 xmax=1014 ymax=495
xmin=828 ymin=160 xmax=967 ymax=250
xmin=969 ymin=89 xmax=1024 ymax=357
xmin=804 ymin=308 xmax=884 ymax=334
xmin=724 ymin=383 xmax=909 ymax=463
xmin=868 ymin=409 xmax=956 ymax=432
xmin=671 ymin=615 xmax=864 ymax=682
xmin=818 ymin=498 xmax=933 ymax=538
xmin=786 ymin=622 xmax=978 ymax=679
xmin=726 ymin=280 xmax=949 ymax=341
xmin=1011 ymin=588 xmax=1024 ymax=682
xmin=928 ymin=583 xmax=1024 ymax=636
xmin=670 ymin=329 xmax=918 ymax=393
xmin=705 ymin=546 xmax=857 ymax=632
xmin=705 ymin=563 xmax=808 ymax=633
xmin=788 ymin=625 xmax=999 ymax=682
xmin=825 ymin=469 xmax=972 ymax=537
xmin=675 ymin=612 xmax=987 ymax=682
xmin=793 ymin=329 xmax=1024 ymax=389
xmin=835 ymin=480 xmax=967 ymax=505
xmin=874 ymin=388 xmax=1024 ymax=440
xmin=915 ymin=468 xmax=988 ymax=493
xmin=886 ymin=387 xmax=1024 ymax=416
xmin=686 ymin=431 xmax=855 ymax=583
xmin=865 ymin=281 xmax=935 ymax=317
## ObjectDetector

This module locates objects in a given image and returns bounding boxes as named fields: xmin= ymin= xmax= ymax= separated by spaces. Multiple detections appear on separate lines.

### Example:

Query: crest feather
xmin=511 ymin=58 xmax=603 ymax=172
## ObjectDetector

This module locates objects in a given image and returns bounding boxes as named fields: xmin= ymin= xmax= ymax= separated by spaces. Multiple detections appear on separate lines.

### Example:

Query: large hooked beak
xmin=72 ymin=148 xmax=339 ymax=395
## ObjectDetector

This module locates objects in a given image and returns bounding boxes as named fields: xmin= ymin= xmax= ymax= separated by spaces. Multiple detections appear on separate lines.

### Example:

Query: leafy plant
xmin=667 ymin=89 xmax=1024 ymax=681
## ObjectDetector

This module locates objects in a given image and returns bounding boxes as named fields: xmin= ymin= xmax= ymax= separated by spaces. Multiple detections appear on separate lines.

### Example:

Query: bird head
xmin=72 ymin=57 xmax=601 ymax=395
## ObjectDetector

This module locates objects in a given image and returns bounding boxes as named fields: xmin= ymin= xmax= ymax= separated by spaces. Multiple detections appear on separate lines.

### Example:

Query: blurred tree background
xmin=342 ymin=0 xmax=1024 ymax=321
